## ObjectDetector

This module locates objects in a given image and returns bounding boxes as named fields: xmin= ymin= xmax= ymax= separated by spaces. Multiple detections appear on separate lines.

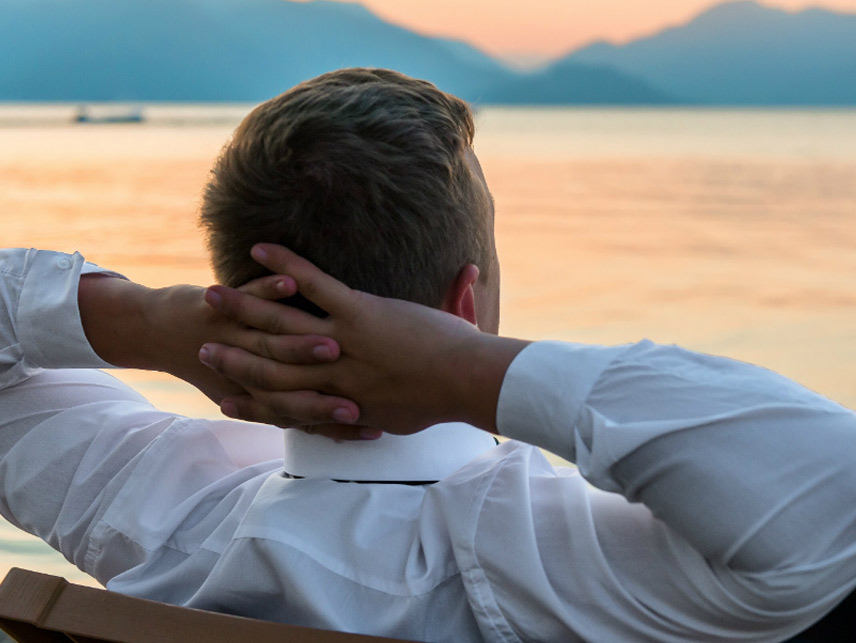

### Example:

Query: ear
xmin=442 ymin=264 xmax=480 ymax=326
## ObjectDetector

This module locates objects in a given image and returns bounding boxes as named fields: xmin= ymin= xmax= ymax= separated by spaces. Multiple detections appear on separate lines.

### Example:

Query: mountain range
xmin=567 ymin=0 xmax=856 ymax=105
xmin=1 ymin=0 xmax=853 ymax=105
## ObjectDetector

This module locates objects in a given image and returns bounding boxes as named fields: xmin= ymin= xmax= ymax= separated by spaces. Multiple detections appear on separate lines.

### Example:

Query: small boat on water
xmin=73 ymin=105 xmax=144 ymax=124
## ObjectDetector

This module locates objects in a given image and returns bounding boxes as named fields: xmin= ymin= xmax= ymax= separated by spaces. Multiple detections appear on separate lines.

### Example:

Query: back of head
xmin=200 ymin=68 xmax=491 ymax=310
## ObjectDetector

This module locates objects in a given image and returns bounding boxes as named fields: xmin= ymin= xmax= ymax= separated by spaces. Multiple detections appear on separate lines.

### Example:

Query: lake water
xmin=1 ymin=105 xmax=855 ymax=587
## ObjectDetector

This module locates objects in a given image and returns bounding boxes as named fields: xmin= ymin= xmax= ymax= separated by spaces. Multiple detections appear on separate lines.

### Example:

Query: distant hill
xmin=5 ymin=0 xmax=849 ymax=106
xmin=0 ymin=0 xmax=502 ymax=101
xmin=479 ymin=59 xmax=676 ymax=105
xmin=0 ymin=0 xmax=673 ymax=105
xmin=566 ymin=0 xmax=856 ymax=105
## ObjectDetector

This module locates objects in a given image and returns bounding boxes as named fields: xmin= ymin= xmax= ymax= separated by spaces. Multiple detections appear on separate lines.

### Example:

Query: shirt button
xmin=56 ymin=258 xmax=72 ymax=270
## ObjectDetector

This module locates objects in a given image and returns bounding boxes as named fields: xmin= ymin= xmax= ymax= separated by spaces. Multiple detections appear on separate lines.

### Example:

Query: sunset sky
xmin=324 ymin=0 xmax=856 ymax=66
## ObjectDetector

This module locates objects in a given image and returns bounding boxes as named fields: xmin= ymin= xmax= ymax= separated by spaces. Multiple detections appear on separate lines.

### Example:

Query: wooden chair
xmin=6 ymin=565 xmax=847 ymax=642
xmin=0 ymin=568 xmax=418 ymax=643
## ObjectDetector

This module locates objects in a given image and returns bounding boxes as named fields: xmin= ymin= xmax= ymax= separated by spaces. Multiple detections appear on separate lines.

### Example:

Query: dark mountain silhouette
xmin=566 ymin=1 xmax=856 ymax=105
xmin=479 ymin=59 xmax=675 ymax=104
xmin=3 ymin=0 xmax=850 ymax=105
xmin=0 ymin=0 xmax=498 ymax=101
xmin=0 ymin=0 xmax=674 ymax=104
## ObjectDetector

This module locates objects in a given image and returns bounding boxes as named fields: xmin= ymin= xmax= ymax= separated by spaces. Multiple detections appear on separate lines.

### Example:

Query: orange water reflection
xmin=1 ymin=110 xmax=855 ymax=584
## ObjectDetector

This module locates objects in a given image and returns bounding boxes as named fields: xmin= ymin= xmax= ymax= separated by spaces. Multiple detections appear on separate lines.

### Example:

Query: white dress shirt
xmin=1 ymin=248 xmax=855 ymax=642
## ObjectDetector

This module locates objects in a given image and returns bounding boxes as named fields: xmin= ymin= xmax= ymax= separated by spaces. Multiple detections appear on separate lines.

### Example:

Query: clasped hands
xmin=198 ymin=244 xmax=527 ymax=440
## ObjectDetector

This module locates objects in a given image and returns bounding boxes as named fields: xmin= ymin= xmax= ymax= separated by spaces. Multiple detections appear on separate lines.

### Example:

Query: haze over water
xmin=1 ymin=105 xmax=855 ymax=585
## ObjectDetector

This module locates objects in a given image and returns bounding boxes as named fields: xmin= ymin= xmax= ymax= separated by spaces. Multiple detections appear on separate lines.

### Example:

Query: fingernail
xmin=332 ymin=407 xmax=356 ymax=424
xmin=221 ymin=400 xmax=238 ymax=418
xmin=205 ymin=288 xmax=222 ymax=308
xmin=276 ymin=278 xmax=293 ymax=294
xmin=251 ymin=246 xmax=268 ymax=262
xmin=359 ymin=428 xmax=383 ymax=440
xmin=199 ymin=345 xmax=211 ymax=365
xmin=312 ymin=344 xmax=332 ymax=361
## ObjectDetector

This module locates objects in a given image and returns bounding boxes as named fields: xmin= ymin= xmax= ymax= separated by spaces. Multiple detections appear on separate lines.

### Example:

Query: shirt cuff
xmin=18 ymin=251 xmax=122 ymax=370
xmin=495 ymin=341 xmax=628 ymax=462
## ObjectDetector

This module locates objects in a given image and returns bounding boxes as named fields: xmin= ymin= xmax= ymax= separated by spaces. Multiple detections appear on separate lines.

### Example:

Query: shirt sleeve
xmin=0 ymin=249 xmax=282 ymax=589
xmin=493 ymin=340 xmax=856 ymax=639
xmin=0 ymin=248 xmax=119 ymax=389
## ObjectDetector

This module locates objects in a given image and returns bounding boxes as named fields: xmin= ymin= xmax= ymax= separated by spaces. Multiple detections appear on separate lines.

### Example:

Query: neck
xmin=282 ymin=423 xmax=497 ymax=482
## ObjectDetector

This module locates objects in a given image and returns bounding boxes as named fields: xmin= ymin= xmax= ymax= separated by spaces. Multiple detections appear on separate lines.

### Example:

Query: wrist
xmin=145 ymin=284 xmax=246 ymax=402
xmin=143 ymin=284 xmax=212 ymax=378
xmin=451 ymin=334 xmax=530 ymax=433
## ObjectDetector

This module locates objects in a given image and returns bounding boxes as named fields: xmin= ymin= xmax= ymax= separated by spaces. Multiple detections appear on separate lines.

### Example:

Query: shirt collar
xmin=282 ymin=423 xmax=497 ymax=482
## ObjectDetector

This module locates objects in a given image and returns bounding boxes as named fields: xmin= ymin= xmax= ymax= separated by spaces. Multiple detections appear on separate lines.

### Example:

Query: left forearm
xmin=78 ymin=274 xmax=157 ymax=369
xmin=79 ymin=273 xmax=244 ymax=402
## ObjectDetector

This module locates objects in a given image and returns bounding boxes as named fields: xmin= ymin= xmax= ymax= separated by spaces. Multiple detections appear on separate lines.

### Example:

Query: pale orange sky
xmin=326 ymin=0 xmax=856 ymax=65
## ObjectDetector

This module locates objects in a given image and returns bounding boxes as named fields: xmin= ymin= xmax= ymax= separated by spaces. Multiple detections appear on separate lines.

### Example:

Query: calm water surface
xmin=1 ymin=106 xmax=855 ymax=585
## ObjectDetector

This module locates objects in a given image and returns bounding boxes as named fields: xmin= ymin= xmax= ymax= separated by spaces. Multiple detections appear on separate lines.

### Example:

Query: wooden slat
xmin=0 ymin=569 xmax=67 ymax=626
xmin=0 ymin=617 xmax=71 ymax=643
xmin=0 ymin=568 xmax=419 ymax=643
